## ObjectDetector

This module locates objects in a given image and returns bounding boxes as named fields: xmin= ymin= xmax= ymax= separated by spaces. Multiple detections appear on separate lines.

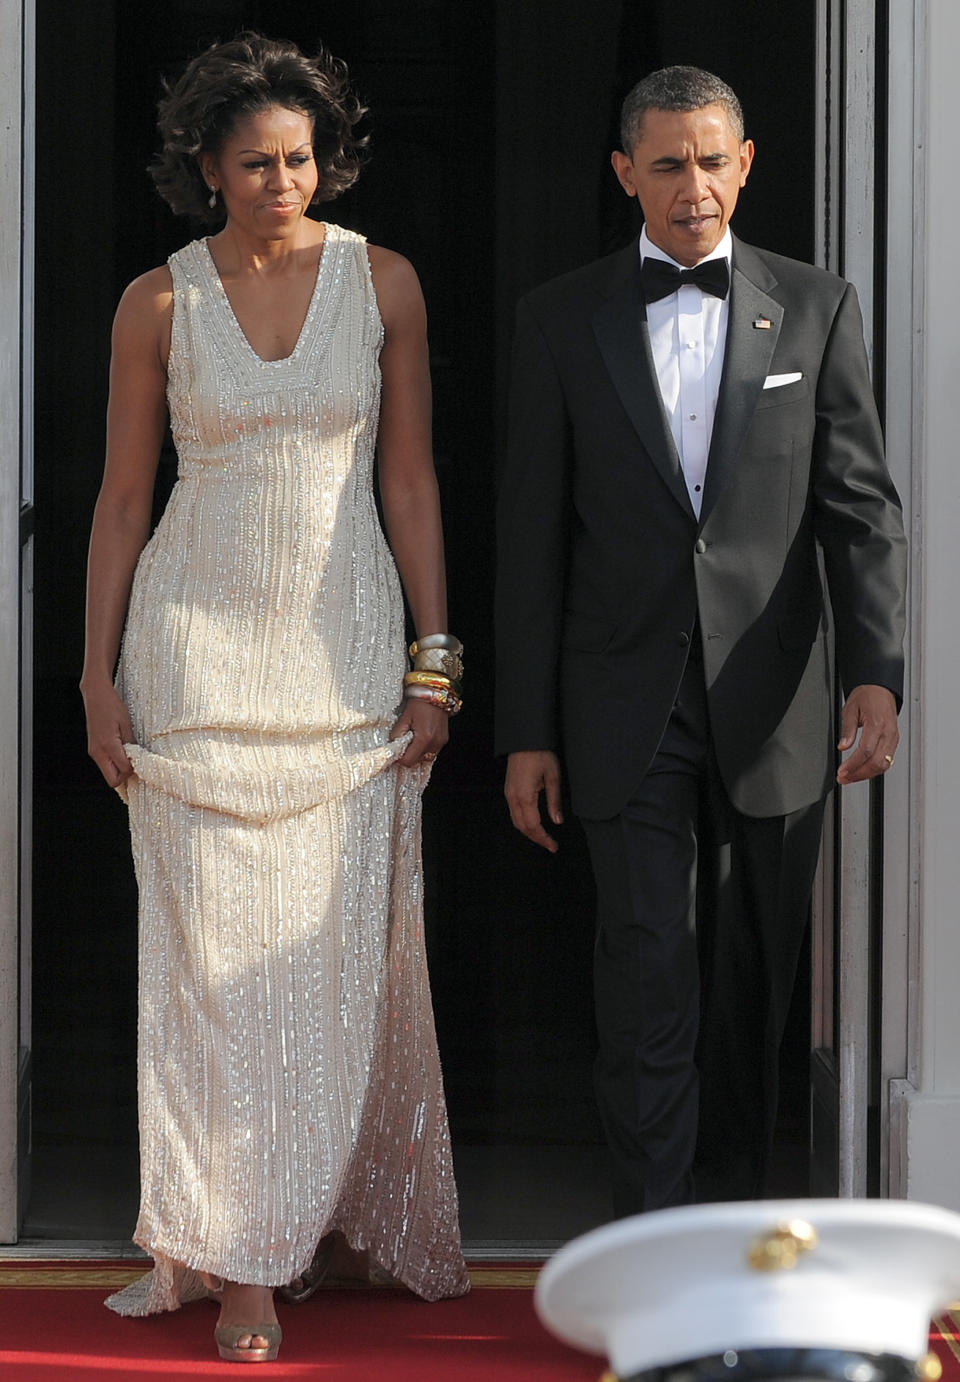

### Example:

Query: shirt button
xmin=695 ymin=538 xmax=708 ymax=554
xmin=689 ymin=413 xmax=697 ymax=421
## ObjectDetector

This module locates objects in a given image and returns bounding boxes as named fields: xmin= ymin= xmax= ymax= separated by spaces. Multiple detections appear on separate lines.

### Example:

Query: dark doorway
xmin=29 ymin=0 xmax=815 ymax=1245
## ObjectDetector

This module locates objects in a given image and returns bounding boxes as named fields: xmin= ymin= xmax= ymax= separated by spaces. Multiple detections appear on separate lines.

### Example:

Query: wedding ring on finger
xmin=423 ymin=752 xmax=437 ymax=762
xmin=884 ymin=754 xmax=895 ymax=767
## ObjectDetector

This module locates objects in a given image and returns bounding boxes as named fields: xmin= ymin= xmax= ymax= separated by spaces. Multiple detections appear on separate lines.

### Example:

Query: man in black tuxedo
xmin=495 ymin=66 xmax=907 ymax=1212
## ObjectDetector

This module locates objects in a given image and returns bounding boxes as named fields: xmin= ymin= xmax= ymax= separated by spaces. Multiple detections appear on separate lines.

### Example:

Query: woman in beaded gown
xmin=80 ymin=35 xmax=468 ymax=1361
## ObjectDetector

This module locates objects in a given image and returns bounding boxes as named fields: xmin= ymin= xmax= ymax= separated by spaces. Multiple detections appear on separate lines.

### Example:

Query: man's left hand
xmin=836 ymin=684 xmax=900 ymax=784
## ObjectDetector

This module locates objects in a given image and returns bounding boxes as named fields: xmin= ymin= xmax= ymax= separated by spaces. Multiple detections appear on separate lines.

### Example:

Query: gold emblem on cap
xmin=747 ymin=1218 xmax=818 ymax=1271
xmin=915 ymin=1354 xmax=942 ymax=1382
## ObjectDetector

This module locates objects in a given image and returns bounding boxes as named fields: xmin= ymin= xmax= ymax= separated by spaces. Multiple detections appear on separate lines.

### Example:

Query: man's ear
xmin=611 ymin=149 xmax=638 ymax=199
xmin=739 ymin=139 xmax=755 ymax=188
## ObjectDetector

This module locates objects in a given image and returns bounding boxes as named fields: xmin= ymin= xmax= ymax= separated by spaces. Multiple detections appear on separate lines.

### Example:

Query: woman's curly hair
xmin=150 ymin=32 xmax=368 ymax=225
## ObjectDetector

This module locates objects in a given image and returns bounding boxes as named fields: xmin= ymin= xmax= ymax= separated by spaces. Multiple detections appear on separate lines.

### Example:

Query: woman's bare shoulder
xmin=366 ymin=243 xmax=420 ymax=285
xmin=112 ymin=264 xmax=174 ymax=362
xmin=366 ymin=244 xmax=424 ymax=328
xmin=115 ymin=264 xmax=174 ymax=321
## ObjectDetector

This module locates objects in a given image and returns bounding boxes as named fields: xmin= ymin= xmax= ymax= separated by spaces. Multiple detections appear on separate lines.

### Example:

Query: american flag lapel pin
xmin=753 ymin=315 xmax=772 ymax=330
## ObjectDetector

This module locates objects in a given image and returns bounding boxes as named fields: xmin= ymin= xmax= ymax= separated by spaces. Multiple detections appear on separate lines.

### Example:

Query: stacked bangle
xmin=405 ymin=683 xmax=462 ymax=715
xmin=404 ymin=633 xmax=464 ymax=716
xmin=409 ymin=634 xmax=463 ymax=656
xmin=404 ymin=669 xmax=464 ymax=696
xmin=413 ymin=646 xmax=464 ymax=679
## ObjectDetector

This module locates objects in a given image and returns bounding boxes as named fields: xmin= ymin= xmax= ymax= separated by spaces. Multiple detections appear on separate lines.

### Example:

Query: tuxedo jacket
xmin=494 ymin=236 xmax=908 ymax=821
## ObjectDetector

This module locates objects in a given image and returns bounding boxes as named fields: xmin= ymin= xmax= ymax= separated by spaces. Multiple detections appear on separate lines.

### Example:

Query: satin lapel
xmin=699 ymin=244 xmax=783 ymax=528
xmin=591 ymin=250 xmax=695 ymax=520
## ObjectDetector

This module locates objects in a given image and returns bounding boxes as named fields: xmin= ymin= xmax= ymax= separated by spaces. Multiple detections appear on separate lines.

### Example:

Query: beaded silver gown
xmin=105 ymin=225 xmax=468 ymax=1315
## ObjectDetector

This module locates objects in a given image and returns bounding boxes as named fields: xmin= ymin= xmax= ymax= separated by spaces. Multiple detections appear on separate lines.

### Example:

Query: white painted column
xmin=0 ymin=0 xmax=27 ymax=1242
xmin=887 ymin=0 xmax=960 ymax=1209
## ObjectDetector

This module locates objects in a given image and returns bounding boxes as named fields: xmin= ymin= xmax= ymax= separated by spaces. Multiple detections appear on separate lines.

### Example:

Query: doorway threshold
xmin=0 ymin=1240 xmax=147 ymax=1259
xmin=2 ymin=1238 xmax=570 ymax=1264
xmin=463 ymin=1239 xmax=563 ymax=1260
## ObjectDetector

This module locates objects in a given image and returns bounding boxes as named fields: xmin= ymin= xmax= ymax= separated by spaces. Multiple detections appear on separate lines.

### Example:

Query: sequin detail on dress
xmin=105 ymin=226 xmax=468 ymax=1314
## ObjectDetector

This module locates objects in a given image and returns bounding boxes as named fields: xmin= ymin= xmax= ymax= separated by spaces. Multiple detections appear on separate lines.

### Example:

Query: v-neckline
xmin=200 ymin=227 xmax=331 ymax=366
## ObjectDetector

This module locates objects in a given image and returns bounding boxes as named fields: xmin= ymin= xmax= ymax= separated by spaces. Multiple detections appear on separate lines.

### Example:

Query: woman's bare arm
xmin=80 ymin=267 xmax=172 ymax=786
xmin=368 ymin=245 xmax=450 ymax=766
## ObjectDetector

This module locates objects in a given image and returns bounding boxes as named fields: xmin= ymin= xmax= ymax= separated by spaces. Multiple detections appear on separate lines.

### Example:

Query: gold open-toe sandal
xmin=214 ymin=1321 xmax=282 ymax=1363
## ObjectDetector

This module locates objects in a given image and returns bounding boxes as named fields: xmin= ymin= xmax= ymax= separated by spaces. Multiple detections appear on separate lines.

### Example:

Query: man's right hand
xmin=504 ymin=750 xmax=564 ymax=853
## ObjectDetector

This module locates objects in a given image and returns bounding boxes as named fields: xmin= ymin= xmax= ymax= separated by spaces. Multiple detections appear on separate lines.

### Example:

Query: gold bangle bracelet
xmin=403 ymin=670 xmax=463 ymax=696
xmin=403 ymin=669 xmax=451 ymax=686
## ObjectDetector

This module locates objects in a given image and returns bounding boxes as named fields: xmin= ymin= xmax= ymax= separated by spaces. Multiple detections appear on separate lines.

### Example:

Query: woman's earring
xmin=208 ymin=186 xmax=218 ymax=209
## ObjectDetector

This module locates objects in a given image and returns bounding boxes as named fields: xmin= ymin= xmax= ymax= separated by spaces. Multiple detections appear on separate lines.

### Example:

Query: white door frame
xmin=880 ymin=0 xmax=924 ymax=1200
xmin=811 ymin=0 xmax=880 ymax=1200
xmin=813 ymin=0 xmax=940 ymax=1202
xmin=834 ymin=0 xmax=879 ymax=1203
xmin=0 ymin=0 xmax=34 ymax=1243
xmin=887 ymin=0 xmax=960 ymax=1211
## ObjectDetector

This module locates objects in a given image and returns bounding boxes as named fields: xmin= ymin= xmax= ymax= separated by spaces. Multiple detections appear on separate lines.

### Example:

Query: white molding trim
xmin=835 ymin=0 xmax=877 ymax=1200
xmin=882 ymin=0 xmax=926 ymax=1197
xmin=889 ymin=0 xmax=960 ymax=1208
xmin=814 ymin=0 xmax=837 ymax=274
xmin=891 ymin=1083 xmax=960 ymax=1213
xmin=0 ymin=0 xmax=27 ymax=1243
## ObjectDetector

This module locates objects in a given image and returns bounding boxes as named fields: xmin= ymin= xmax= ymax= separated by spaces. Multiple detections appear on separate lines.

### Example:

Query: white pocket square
xmin=763 ymin=372 xmax=803 ymax=389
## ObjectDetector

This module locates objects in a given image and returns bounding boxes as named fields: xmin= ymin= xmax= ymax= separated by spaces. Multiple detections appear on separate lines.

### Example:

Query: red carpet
xmin=0 ymin=1261 xmax=600 ymax=1381
xmin=3 ymin=1261 xmax=958 ymax=1382
xmin=931 ymin=1311 xmax=960 ymax=1382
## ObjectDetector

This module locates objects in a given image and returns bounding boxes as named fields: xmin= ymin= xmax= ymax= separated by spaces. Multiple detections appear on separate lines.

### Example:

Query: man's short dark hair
xmin=620 ymin=65 xmax=745 ymax=151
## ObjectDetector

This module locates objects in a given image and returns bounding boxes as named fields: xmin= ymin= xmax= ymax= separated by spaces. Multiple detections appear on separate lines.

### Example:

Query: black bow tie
xmin=641 ymin=256 xmax=730 ymax=303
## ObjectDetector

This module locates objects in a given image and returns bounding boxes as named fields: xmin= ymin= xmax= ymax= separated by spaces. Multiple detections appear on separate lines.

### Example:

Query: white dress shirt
xmin=640 ymin=225 xmax=732 ymax=518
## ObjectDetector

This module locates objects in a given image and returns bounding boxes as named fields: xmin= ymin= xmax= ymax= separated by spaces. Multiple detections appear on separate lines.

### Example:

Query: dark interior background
xmin=31 ymin=0 xmax=815 ymax=1228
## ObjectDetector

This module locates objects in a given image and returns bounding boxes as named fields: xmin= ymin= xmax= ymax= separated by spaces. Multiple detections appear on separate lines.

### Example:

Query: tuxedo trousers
xmin=580 ymin=652 xmax=826 ymax=1215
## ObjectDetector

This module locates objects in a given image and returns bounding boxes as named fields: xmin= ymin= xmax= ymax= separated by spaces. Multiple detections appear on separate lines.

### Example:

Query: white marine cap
xmin=536 ymin=1199 xmax=960 ymax=1380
